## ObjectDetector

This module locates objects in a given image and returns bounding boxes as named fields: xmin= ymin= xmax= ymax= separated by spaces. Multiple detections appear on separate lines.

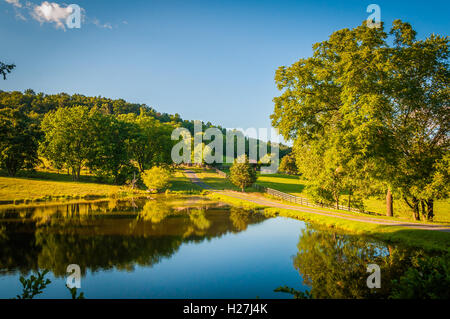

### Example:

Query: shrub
xmin=141 ymin=166 xmax=172 ymax=192
xmin=390 ymin=253 xmax=450 ymax=299
xmin=229 ymin=155 xmax=257 ymax=192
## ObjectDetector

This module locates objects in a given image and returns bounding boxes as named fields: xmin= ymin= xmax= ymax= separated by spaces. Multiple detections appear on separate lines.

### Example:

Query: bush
xmin=279 ymin=153 xmax=298 ymax=175
xmin=229 ymin=155 xmax=257 ymax=192
xmin=141 ymin=166 xmax=171 ymax=193
xmin=390 ymin=253 xmax=450 ymax=299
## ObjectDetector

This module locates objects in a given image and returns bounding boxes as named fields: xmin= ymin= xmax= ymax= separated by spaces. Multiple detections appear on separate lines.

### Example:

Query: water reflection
xmin=284 ymin=226 xmax=431 ymax=299
xmin=0 ymin=197 xmax=266 ymax=277
xmin=1 ymin=198 xmax=445 ymax=299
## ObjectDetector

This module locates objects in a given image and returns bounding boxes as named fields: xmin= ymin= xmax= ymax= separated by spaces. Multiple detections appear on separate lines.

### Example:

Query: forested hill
xmin=0 ymin=89 xmax=291 ymax=182
xmin=0 ymin=89 xmax=222 ymax=134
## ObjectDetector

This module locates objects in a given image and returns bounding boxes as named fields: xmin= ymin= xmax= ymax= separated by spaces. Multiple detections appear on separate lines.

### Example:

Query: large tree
xmin=87 ymin=109 xmax=133 ymax=184
xmin=271 ymin=20 xmax=449 ymax=219
xmin=40 ymin=106 xmax=92 ymax=180
xmin=0 ymin=107 xmax=40 ymax=176
xmin=119 ymin=113 xmax=174 ymax=173
xmin=383 ymin=22 xmax=449 ymax=220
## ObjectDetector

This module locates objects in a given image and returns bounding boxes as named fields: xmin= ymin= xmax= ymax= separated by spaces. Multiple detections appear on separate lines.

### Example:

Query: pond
xmin=0 ymin=196 xmax=428 ymax=299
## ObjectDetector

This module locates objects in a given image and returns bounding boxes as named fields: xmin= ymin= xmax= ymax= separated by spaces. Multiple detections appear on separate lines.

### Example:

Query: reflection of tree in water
xmin=0 ymin=222 xmax=41 ymax=275
xmin=34 ymin=229 xmax=182 ymax=276
xmin=229 ymin=207 xmax=253 ymax=231
xmin=189 ymin=209 xmax=211 ymax=230
xmin=138 ymin=201 xmax=173 ymax=223
xmin=282 ymin=226 xmax=429 ymax=299
xmin=0 ymin=199 xmax=268 ymax=277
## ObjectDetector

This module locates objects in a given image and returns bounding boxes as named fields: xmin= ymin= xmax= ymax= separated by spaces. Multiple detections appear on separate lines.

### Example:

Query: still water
xmin=0 ymin=196 xmax=412 ymax=299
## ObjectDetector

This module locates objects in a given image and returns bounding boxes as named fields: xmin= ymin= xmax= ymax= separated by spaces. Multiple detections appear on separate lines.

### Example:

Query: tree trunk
xmin=404 ymin=196 xmax=420 ymax=221
xmin=6 ymin=160 xmax=17 ymax=176
xmin=333 ymin=191 xmax=339 ymax=210
xmin=420 ymin=200 xmax=426 ymax=219
xmin=426 ymin=199 xmax=434 ymax=221
xmin=348 ymin=189 xmax=352 ymax=211
xmin=386 ymin=189 xmax=393 ymax=217
xmin=412 ymin=199 xmax=420 ymax=221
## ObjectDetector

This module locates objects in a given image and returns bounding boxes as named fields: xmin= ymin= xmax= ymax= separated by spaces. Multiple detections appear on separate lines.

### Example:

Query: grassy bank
xmin=208 ymin=192 xmax=450 ymax=253
xmin=255 ymin=173 xmax=450 ymax=223
xmin=0 ymin=169 xmax=199 ymax=206
xmin=0 ymin=176 xmax=141 ymax=204
xmin=168 ymin=170 xmax=204 ymax=194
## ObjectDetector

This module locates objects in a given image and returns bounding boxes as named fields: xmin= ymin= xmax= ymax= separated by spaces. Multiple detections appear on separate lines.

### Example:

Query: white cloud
xmin=5 ymin=1 xmax=114 ymax=31
xmin=92 ymin=18 xmax=112 ymax=29
xmin=5 ymin=0 xmax=22 ymax=8
xmin=15 ymin=11 xmax=26 ymax=20
xmin=31 ymin=1 xmax=73 ymax=29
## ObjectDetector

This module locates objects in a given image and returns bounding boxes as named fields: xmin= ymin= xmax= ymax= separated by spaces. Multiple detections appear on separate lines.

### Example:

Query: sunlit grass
xmin=169 ymin=170 xmax=203 ymax=193
xmin=208 ymin=192 xmax=450 ymax=253
xmin=253 ymin=173 xmax=450 ymax=224
xmin=256 ymin=173 xmax=305 ymax=196
xmin=190 ymin=168 xmax=241 ymax=191
xmin=0 ymin=176 xmax=136 ymax=204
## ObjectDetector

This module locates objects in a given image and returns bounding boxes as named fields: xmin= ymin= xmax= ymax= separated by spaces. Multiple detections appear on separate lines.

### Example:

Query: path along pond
xmin=0 ymin=195 xmax=435 ymax=299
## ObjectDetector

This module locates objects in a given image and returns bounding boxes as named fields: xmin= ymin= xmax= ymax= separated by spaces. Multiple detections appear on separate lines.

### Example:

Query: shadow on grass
xmin=256 ymin=180 xmax=306 ymax=194
xmin=0 ymin=169 xmax=114 ymax=185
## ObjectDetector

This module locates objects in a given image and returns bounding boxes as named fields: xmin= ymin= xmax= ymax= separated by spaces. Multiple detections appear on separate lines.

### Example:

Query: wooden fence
xmin=215 ymin=169 xmax=227 ymax=178
xmin=205 ymin=166 xmax=227 ymax=178
xmin=253 ymin=183 xmax=369 ymax=214
xmin=207 ymin=166 xmax=372 ymax=214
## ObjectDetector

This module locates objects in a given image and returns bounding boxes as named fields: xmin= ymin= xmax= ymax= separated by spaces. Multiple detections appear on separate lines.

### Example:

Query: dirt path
xmin=184 ymin=170 xmax=450 ymax=233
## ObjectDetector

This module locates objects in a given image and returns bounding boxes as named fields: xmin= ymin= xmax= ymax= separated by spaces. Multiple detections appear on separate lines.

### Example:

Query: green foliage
xmin=0 ymin=61 xmax=15 ymax=80
xmin=271 ymin=20 xmax=449 ymax=219
xmin=15 ymin=270 xmax=51 ymax=299
xmin=0 ymin=107 xmax=40 ymax=176
xmin=229 ymin=155 xmax=257 ymax=192
xmin=272 ymin=225 xmax=450 ymax=299
xmin=274 ymin=286 xmax=312 ymax=299
xmin=141 ymin=166 xmax=172 ymax=192
xmin=0 ymin=89 xmax=289 ymax=180
xmin=119 ymin=113 xmax=174 ymax=172
xmin=390 ymin=253 xmax=450 ymax=299
xmin=278 ymin=153 xmax=298 ymax=175
xmin=66 ymin=285 xmax=85 ymax=299
xmin=88 ymin=110 xmax=133 ymax=184
xmin=40 ymin=106 xmax=92 ymax=180
xmin=39 ymin=106 xmax=175 ymax=184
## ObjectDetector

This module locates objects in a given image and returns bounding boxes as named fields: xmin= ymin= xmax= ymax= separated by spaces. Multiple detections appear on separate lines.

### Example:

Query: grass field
xmin=0 ymin=176 xmax=138 ymax=204
xmin=253 ymin=173 xmax=450 ymax=223
xmin=208 ymin=192 xmax=450 ymax=253
xmin=0 ymin=168 xmax=198 ymax=205
xmin=169 ymin=170 xmax=204 ymax=193
xmin=190 ymin=168 xmax=240 ymax=191
xmin=256 ymin=173 xmax=305 ymax=196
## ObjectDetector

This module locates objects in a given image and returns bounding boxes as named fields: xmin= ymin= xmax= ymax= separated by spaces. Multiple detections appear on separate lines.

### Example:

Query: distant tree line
xmin=0 ymin=89 xmax=291 ymax=184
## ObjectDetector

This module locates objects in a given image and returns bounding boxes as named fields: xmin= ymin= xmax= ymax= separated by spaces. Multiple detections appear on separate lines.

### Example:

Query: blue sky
xmin=1 ymin=0 xmax=449 ymax=136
